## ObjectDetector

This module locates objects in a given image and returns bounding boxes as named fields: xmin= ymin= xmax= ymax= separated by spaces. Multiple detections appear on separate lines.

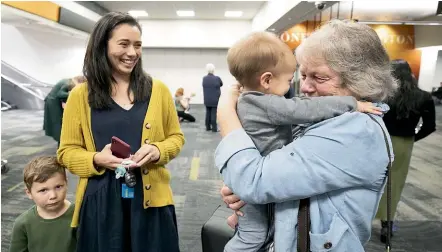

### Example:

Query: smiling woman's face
xmin=107 ymin=23 xmax=142 ymax=76
xmin=299 ymin=62 xmax=351 ymax=98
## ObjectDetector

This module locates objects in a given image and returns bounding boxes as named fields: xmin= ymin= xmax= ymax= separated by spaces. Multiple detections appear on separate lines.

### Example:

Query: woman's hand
xmin=227 ymin=213 xmax=239 ymax=229
xmin=217 ymin=84 xmax=243 ymax=137
xmin=93 ymin=144 xmax=124 ymax=170
xmin=221 ymin=185 xmax=245 ymax=215
xmin=221 ymin=185 xmax=245 ymax=229
xmin=357 ymin=101 xmax=383 ymax=115
xmin=130 ymin=141 xmax=160 ymax=168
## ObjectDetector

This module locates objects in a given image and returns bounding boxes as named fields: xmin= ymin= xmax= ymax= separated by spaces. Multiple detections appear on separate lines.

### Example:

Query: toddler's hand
xmin=356 ymin=101 xmax=383 ymax=115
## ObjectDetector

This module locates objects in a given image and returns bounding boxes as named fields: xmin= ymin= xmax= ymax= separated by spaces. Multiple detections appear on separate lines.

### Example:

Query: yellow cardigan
xmin=57 ymin=79 xmax=185 ymax=227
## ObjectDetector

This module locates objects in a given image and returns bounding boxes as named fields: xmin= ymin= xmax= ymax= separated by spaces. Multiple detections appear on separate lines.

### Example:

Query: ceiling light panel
xmin=225 ymin=11 xmax=243 ymax=18
xmin=128 ymin=10 xmax=149 ymax=17
xmin=176 ymin=10 xmax=195 ymax=17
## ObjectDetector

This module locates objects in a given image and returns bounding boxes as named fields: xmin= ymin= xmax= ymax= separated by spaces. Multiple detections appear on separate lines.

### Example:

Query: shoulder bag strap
xmin=297 ymin=126 xmax=310 ymax=252
xmin=297 ymin=198 xmax=310 ymax=252
xmin=296 ymin=114 xmax=392 ymax=252
xmin=367 ymin=114 xmax=393 ymax=252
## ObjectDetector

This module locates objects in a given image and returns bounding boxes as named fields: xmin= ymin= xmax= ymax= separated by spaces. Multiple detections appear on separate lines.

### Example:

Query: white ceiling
xmin=1 ymin=5 xmax=35 ymax=23
xmin=1 ymin=4 xmax=89 ymax=39
xmin=96 ymin=1 xmax=267 ymax=20
xmin=307 ymin=1 xmax=442 ymax=23
xmin=352 ymin=1 xmax=440 ymax=21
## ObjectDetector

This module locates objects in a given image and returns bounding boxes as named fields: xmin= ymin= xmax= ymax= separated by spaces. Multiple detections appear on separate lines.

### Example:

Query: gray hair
xmin=295 ymin=20 xmax=397 ymax=102
xmin=206 ymin=63 xmax=215 ymax=74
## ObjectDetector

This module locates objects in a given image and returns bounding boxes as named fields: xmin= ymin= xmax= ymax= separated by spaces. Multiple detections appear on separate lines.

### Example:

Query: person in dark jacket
xmin=43 ymin=76 xmax=84 ymax=145
xmin=432 ymin=82 xmax=442 ymax=104
xmin=202 ymin=63 xmax=223 ymax=132
xmin=376 ymin=59 xmax=436 ymax=243
xmin=284 ymin=78 xmax=296 ymax=99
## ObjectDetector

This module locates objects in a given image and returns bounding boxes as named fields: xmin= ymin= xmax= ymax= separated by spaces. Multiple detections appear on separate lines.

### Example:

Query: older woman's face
xmin=299 ymin=63 xmax=350 ymax=97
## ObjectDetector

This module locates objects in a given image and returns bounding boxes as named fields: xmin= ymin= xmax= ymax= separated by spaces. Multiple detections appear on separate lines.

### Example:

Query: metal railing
xmin=1 ymin=61 xmax=52 ymax=88
xmin=1 ymin=74 xmax=46 ymax=100
xmin=1 ymin=75 xmax=46 ymax=110
xmin=1 ymin=101 xmax=13 ymax=111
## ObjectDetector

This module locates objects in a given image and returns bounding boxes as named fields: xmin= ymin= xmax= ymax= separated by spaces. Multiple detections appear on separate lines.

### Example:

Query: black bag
xmin=201 ymin=205 xmax=235 ymax=252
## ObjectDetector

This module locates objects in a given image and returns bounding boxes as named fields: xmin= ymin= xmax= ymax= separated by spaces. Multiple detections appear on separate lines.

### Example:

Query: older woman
xmin=216 ymin=20 xmax=397 ymax=251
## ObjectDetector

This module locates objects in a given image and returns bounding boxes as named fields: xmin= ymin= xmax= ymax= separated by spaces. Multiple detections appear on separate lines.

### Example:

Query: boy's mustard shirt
xmin=57 ymin=79 xmax=185 ymax=227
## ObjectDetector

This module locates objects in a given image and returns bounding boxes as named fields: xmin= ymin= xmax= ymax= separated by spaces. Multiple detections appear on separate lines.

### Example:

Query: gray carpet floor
xmin=1 ymin=105 xmax=442 ymax=252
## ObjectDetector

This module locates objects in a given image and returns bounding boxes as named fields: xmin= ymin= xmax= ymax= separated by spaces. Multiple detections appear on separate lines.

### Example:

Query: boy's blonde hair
xmin=227 ymin=31 xmax=297 ymax=88
xmin=23 ymin=156 xmax=67 ymax=190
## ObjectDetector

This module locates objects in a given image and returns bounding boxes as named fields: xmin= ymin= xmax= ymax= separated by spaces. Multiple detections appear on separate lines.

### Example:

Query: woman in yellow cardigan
xmin=57 ymin=12 xmax=184 ymax=252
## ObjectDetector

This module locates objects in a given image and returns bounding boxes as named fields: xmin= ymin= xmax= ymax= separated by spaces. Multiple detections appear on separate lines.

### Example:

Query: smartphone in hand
xmin=111 ymin=136 xmax=131 ymax=159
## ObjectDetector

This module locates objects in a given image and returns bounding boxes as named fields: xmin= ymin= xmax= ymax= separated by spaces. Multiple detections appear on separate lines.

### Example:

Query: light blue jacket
xmin=215 ymin=112 xmax=393 ymax=252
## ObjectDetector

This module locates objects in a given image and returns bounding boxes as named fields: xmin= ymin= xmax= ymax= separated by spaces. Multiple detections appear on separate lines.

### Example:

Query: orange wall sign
xmin=2 ymin=1 xmax=60 ymax=22
xmin=370 ymin=24 xmax=415 ymax=51
xmin=281 ymin=22 xmax=421 ymax=78
xmin=370 ymin=24 xmax=421 ymax=78
xmin=280 ymin=22 xmax=308 ymax=50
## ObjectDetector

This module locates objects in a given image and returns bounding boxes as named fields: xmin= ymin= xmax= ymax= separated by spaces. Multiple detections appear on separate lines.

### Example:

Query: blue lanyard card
xmin=122 ymin=184 xmax=134 ymax=199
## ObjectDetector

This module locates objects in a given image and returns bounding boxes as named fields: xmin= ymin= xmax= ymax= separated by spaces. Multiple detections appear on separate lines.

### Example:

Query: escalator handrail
xmin=1 ymin=101 xmax=12 ymax=108
xmin=1 ymin=61 xmax=51 ymax=88
xmin=1 ymin=101 xmax=13 ymax=111
xmin=1 ymin=74 xmax=46 ymax=100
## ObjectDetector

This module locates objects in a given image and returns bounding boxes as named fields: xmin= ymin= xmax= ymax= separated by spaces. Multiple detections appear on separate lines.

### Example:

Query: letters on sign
xmin=280 ymin=32 xmax=308 ymax=43
xmin=377 ymin=34 xmax=414 ymax=45
xmin=281 ymin=31 xmax=413 ymax=46
xmin=280 ymin=23 xmax=415 ymax=49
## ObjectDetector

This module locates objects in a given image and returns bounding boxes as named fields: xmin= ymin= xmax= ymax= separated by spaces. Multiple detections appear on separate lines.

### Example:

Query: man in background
xmin=202 ymin=63 xmax=223 ymax=132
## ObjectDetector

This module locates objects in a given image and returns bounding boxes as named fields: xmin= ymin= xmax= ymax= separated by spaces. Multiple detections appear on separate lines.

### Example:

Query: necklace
xmin=119 ymin=103 xmax=134 ymax=109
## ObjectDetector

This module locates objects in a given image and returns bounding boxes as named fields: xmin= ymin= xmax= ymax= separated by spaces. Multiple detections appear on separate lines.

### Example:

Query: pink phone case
xmin=111 ymin=136 xmax=131 ymax=158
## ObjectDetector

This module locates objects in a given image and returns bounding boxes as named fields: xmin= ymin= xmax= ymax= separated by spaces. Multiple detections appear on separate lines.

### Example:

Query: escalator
xmin=1 ymin=100 xmax=17 ymax=111
xmin=1 ymin=75 xmax=46 ymax=110
xmin=1 ymin=62 xmax=54 ymax=174
xmin=1 ymin=61 xmax=52 ymax=110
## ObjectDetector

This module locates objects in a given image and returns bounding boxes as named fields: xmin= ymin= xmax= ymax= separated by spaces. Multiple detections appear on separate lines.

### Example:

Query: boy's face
xmin=260 ymin=71 xmax=293 ymax=96
xmin=26 ymin=173 xmax=67 ymax=213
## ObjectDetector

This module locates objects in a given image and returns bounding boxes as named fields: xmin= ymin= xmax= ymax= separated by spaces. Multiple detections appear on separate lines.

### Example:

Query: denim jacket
xmin=215 ymin=111 xmax=393 ymax=252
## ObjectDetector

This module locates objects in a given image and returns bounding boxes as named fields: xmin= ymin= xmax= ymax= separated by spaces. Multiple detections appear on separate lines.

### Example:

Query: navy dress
xmin=76 ymin=95 xmax=180 ymax=252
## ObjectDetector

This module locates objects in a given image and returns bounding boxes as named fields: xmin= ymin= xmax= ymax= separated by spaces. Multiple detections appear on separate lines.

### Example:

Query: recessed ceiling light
xmin=128 ymin=10 xmax=149 ymax=17
xmin=177 ymin=10 xmax=195 ymax=17
xmin=225 ymin=11 xmax=243 ymax=18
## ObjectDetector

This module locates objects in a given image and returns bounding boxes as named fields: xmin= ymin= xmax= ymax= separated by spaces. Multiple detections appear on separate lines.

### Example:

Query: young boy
xmin=224 ymin=32 xmax=377 ymax=252
xmin=9 ymin=156 xmax=76 ymax=252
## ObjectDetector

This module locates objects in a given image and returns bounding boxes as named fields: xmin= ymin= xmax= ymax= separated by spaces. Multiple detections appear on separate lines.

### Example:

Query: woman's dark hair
xmin=83 ymin=12 xmax=152 ymax=109
xmin=388 ymin=59 xmax=424 ymax=119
